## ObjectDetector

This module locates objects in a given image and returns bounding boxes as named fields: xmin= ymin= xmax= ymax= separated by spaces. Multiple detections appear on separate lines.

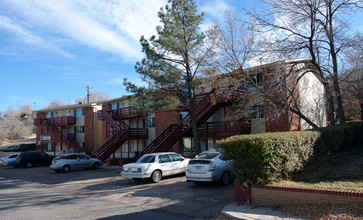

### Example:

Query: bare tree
xmin=341 ymin=34 xmax=363 ymax=120
xmin=75 ymin=91 xmax=110 ymax=103
xmin=0 ymin=104 xmax=35 ymax=143
xmin=247 ymin=0 xmax=362 ymax=125
xmin=43 ymin=99 xmax=67 ymax=109
xmin=211 ymin=11 xmax=323 ymax=129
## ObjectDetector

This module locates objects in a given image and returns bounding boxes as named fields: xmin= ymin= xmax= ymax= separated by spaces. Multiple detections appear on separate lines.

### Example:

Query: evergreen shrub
xmin=314 ymin=122 xmax=363 ymax=158
xmin=217 ymin=131 xmax=321 ymax=185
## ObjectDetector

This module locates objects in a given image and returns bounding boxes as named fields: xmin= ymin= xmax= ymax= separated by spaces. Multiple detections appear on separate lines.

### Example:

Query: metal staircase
xmin=91 ymin=110 xmax=131 ymax=161
xmin=38 ymin=119 xmax=83 ymax=153
xmin=140 ymin=86 xmax=244 ymax=156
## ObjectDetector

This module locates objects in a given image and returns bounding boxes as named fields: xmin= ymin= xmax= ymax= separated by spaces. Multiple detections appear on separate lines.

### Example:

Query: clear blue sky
xmin=0 ymin=0 xmax=361 ymax=113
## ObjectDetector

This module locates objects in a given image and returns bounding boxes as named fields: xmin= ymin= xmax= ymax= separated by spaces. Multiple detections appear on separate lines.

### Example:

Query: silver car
xmin=186 ymin=149 xmax=234 ymax=185
xmin=50 ymin=153 xmax=102 ymax=173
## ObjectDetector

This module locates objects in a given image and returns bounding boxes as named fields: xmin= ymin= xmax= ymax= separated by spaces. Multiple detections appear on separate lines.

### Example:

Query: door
xmin=158 ymin=154 xmax=173 ymax=176
xmin=169 ymin=154 xmax=186 ymax=174
xmin=77 ymin=154 xmax=92 ymax=169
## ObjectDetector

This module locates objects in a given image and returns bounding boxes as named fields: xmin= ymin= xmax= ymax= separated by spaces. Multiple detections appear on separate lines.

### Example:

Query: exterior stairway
xmin=140 ymin=86 xmax=244 ymax=156
xmin=91 ymin=110 xmax=131 ymax=161
xmin=38 ymin=119 xmax=83 ymax=153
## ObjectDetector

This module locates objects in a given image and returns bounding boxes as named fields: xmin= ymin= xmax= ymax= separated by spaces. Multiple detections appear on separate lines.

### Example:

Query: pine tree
xmin=124 ymin=0 xmax=217 ymax=154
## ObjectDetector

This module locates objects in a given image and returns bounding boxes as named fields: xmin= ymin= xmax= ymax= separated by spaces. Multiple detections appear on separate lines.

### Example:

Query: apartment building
xmin=34 ymin=58 xmax=326 ymax=165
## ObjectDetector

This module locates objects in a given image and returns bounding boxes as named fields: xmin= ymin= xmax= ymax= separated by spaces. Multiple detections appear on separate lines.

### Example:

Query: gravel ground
xmin=279 ymin=202 xmax=363 ymax=220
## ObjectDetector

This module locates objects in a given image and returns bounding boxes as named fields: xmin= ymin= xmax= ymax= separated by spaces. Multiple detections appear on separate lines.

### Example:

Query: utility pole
xmin=83 ymin=85 xmax=94 ymax=103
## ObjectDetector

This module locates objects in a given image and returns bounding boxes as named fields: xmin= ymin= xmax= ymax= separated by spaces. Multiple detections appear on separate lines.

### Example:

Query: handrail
xmin=139 ymin=86 xmax=246 ymax=156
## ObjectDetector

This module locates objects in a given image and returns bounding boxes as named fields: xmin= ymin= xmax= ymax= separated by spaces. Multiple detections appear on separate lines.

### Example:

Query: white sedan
xmin=121 ymin=152 xmax=189 ymax=183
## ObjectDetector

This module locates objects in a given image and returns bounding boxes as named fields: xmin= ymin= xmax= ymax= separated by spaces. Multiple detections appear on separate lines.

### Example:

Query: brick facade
xmin=263 ymin=64 xmax=301 ymax=132
xmin=155 ymin=110 xmax=180 ymax=152
xmin=84 ymin=107 xmax=94 ymax=152
xmin=35 ymin=112 xmax=44 ymax=151
xmin=234 ymin=180 xmax=363 ymax=206
xmin=252 ymin=185 xmax=363 ymax=206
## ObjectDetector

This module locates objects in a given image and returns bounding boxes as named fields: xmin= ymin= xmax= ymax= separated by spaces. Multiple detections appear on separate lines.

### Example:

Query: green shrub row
xmin=217 ymin=131 xmax=321 ymax=185
xmin=314 ymin=122 xmax=363 ymax=158
xmin=216 ymin=122 xmax=363 ymax=185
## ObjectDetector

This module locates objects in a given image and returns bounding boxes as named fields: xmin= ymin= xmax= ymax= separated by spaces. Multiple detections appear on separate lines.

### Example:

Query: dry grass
xmin=275 ymin=147 xmax=363 ymax=191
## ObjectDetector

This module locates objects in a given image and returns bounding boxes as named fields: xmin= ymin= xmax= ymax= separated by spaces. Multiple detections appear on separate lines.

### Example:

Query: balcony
xmin=111 ymin=107 xmax=138 ymax=119
xmin=34 ymin=116 xmax=76 ymax=126
xmin=184 ymin=120 xmax=251 ymax=137
xmin=129 ymin=128 xmax=148 ymax=139
xmin=48 ymin=116 xmax=76 ymax=126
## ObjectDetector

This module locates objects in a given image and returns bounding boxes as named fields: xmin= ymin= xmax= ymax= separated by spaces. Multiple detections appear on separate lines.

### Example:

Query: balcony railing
xmin=111 ymin=107 xmax=138 ymax=119
xmin=196 ymin=120 xmax=251 ymax=137
xmin=34 ymin=116 xmax=76 ymax=126
xmin=129 ymin=128 xmax=148 ymax=139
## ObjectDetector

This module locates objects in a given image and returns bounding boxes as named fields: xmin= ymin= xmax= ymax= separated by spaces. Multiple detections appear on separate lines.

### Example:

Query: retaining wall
xmin=234 ymin=180 xmax=363 ymax=206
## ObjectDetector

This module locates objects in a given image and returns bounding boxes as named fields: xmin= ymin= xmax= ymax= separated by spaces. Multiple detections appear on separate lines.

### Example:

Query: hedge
xmin=217 ymin=131 xmax=321 ymax=185
xmin=314 ymin=122 xmax=363 ymax=158
xmin=216 ymin=122 xmax=363 ymax=185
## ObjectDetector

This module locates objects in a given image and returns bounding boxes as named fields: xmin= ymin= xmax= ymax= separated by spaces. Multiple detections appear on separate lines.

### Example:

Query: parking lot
xmin=0 ymin=165 xmax=234 ymax=219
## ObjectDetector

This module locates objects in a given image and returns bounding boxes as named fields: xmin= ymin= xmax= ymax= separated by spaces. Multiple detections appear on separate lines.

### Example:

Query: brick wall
xmin=84 ymin=107 xmax=94 ymax=151
xmin=35 ymin=112 xmax=44 ymax=151
xmin=263 ymin=65 xmax=301 ymax=132
xmin=252 ymin=185 xmax=363 ymax=206
xmin=155 ymin=110 xmax=180 ymax=152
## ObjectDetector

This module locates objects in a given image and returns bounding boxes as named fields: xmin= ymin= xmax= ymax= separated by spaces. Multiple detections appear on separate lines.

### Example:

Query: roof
xmin=35 ymin=58 xmax=313 ymax=113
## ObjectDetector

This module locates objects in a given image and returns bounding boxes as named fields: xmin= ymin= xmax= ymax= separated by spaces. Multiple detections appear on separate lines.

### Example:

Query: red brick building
xmin=34 ymin=58 xmax=326 ymax=164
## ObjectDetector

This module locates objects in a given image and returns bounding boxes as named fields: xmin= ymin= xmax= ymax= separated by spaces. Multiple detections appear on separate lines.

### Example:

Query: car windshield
xmin=196 ymin=152 xmax=219 ymax=159
xmin=136 ymin=155 xmax=155 ymax=163
xmin=53 ymin=156 xmax=61 ymax=160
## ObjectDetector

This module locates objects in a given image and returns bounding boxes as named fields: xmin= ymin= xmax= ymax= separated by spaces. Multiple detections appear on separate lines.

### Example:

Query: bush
xmin=314 ymin=122 xmax=363 ymax=158
xmin=217 ymin=131 xmax=321 ymax=185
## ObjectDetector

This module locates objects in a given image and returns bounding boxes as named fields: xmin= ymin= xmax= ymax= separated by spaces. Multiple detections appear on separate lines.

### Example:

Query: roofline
xmin=244 ymin=57 xmax=312 ymax=73
xmin=35 ymin=58 xmax=312 ymax=113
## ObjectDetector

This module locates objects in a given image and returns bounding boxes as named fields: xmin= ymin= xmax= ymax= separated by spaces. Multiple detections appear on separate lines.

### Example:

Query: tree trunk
xmin=189 ymin=100 xmax=201 ymax=155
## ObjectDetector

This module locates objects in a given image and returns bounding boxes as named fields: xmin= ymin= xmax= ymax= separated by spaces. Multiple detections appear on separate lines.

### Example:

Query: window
xmin=247 ymin=105 xmax=264 ymax=119
xmin=143 ymin=117 xmax=155 ymax=128
xmin=78 ymin=154 xmax=89 ymax=160
xmin=45 ymin=112 xmax=53 ymax=118
xmin=242 ymin=73 xmax=263 ymax=88
xmin=110 ymin=103 xmax=119 ymax=110
xmin=257 ymin=73 xmax=263 ymax=86
xmin=74 ymin=126 xmax=84 ymax=133
xmin=137 ymin=155 xmax=155 ymax=163
xmin=170 ymin=154 xmax=184 ymax=162
xmin=74 ymin=108 xmax=84 ymax=116
xmin=158 ymin=155 xmax=171 ymax=163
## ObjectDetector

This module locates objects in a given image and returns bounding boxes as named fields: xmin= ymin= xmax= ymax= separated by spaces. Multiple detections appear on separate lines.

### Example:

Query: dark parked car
xmin=18 ymin=144 xmax=36 ymax=152
xmin=1 ymin=144 xmax=35 ymax=152
xmin=14 ymin=152 xmax=56 ymax=168
xmin=2 ymin=145 xmax=20 ymax=152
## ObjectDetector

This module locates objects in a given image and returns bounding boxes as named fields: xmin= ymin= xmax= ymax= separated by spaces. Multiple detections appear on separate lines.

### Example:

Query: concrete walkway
xmin=221 ymin=203 xmax=306 ymax=220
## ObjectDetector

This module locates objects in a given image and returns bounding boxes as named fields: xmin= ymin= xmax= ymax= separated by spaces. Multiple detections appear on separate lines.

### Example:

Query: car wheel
xmin=151 ymin=170 xmax=162 ymax=183
xmin=25 ymin=162 xmax=33 ymax=168
xmin=63 ymin=165 xmax=71 ymax=173
xmin=93 ymin=162 xmax=100 ymax=169
xmin=54 ymin=170 xmax=61 ymax=173
xmin=220 ymin=171 xmax=231 ymax=186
